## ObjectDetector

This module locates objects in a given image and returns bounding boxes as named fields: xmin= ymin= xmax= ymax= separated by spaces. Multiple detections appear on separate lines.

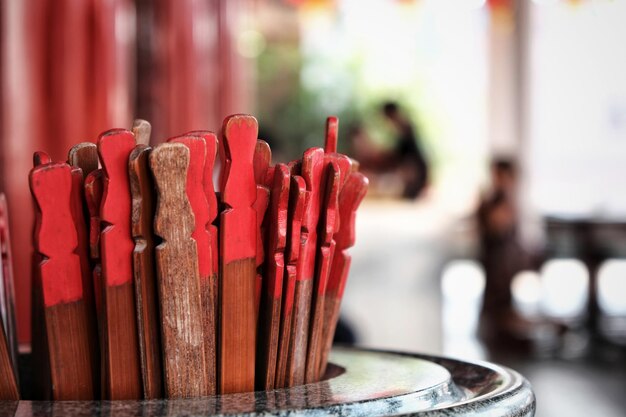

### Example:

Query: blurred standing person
xmin=381 ymin=102 xmax=429 ymax=199
xmin=477 ymin=159 xmax=531 ymax=339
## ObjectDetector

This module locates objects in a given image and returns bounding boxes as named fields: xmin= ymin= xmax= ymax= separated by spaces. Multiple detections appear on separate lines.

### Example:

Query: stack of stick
xmin=28 ymin=114 xmax=368 ymax=400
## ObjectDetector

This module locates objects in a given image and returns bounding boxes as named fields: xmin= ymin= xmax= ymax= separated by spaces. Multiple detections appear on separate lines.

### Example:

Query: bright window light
xmin=540 ymin=259 xmax=589 ymax=318
xmin=441 ymin=260 xmax=485 ymax=301
xmin=511 ymin=270 xmax=542 ymax=317
xmin=597 ymin=260 xmax=626 ymax=316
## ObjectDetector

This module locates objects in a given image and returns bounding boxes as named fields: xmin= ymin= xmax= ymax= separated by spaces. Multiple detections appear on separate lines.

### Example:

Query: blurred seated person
xmin=349 ymin=102 xmax=429 ymax=199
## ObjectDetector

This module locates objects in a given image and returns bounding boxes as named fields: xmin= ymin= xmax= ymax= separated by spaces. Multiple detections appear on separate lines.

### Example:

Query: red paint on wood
xmin=84 ymin=170 xmax=104 ymax=314
xmin=220 ymin=115 xmax=258 ymax=263
xmin=284 ymin=176 xmax=307 ymax=312
xmin=30 ymin=164 xmax=83 ymax=307
xmin=315 ymin=163 xmax=341 ymax=297
xmin=257 ymin=164 xmax=290 ymax=388
xmin=98 ymin=129 xmax=135 ymax=287
xmin=327 ymin=173 xmax=369 ymax=297
xmin=319 ymin=172 xmax=368 ymax=377
xmin=305 ymin=162 xmax=341 ymax=382
xmin=324 ymin=116 xmax=338 ymax=154
xmin=168 ymin=135 xmax=212 ymax=279
xmin=69 ymin=168 xmax=95 ymax=307
xmin=253 ymin=186 xmax=269 ymax=272
xmin=324 ymin=153 xmax=352 ymax=189
xmin=33 ymin=152 xmax=51 ymax=167
xmin=267 ymin=164 xmax=290 ymax=298
xmin=219 ymin=114 xmax=259 ymax=394
xmin=298 ymin=148 xmax=325 ymax=282
xmin=84 ymin=170 xmax=104 ymax=260
xmin=186 ymin=131 xmax=219 ymax=276
xmin=254 ymin=140 xmax=274 ymax=187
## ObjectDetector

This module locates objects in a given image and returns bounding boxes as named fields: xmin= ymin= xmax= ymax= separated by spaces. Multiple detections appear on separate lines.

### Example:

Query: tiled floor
xmin=343 ymin=198 xmax=626 ymax=417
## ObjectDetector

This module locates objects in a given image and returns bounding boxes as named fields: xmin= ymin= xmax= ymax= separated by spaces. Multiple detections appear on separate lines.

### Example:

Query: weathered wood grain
xmin=167 ymin=134 xmax=216 ymax=394
xmin=129 ymin=145 xmax=163 ymax=399
xmin=132 ymin=119 xmax=152 ymax=146
xmin=68 ymin=142 xmax=99 ymax=178
xmin=151 ymin=143 xmax=209 ymax=398
xmin=219 ymin=115 xmax=258 ymax=394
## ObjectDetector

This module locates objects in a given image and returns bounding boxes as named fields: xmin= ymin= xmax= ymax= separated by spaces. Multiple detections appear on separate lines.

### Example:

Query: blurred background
xmin=2 ymin=0 xmax=626 ymax=415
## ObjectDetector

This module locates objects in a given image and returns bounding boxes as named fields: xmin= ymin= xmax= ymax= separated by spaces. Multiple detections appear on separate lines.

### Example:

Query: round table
xmin=1 ymin=347 xmax=535 ymax=416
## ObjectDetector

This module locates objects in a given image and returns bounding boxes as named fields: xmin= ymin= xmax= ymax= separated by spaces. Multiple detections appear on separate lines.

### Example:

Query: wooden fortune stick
xmin=132 ymin=119 xmax=152 ymax=146
xmin=275 ymin=175 xmax=307 ymax=388
xmin=68 ymin=143 xmax=99 ymax=178
xmin=0 ymin=194 xmax=19 ymax=400
xmin=319 ymin=172 xmax=368 ymax=378
xmin=287 ymin=147 xmax=324 ymax=386
xmin=30 ymin=152 xmax=52 ymax=400
xmin=324 ymin=116 xmax=339 ymax=154
xmin=98 ymin=129 xmax=142 ymax=399
xmin=151 ymin=143 xmax=209 ymax=398
xmin=67 ymin=153 xmax=100 ymax=395
xmin=254 ymin=140 xmax=275 ymax=187
xmin=253 ymin=139 xmax=273 ymax=325
xmin=33 ymin=151 xmax=52 ymax=167
xmin=167 ymin=134 xmax=216 ymax=394
xmin=257 ymin=163 xmax=290 ymax=390
xmin=219 ymin=115 xmax=258 ymax=394
xmin=84 ymin=169 xmax=107 ymax=395
xmin=186 ymin=130 xmax=220 ymax=389
xmin=305 ymin=162 xmax=341 ymax=383
xmin=29 ymin=163 xmax=97 ymax=400
xmin=129 ymin=145 xmax=163 ymax=399
xmin=253 ymin=186 xmax=269 ymax=325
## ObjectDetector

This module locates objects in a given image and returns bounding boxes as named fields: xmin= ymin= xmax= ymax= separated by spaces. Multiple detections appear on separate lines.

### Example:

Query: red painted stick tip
xmin=324 ymin=153 xmax=352 ymax=188
xmin=30 ymin=163 xmax=83 ymax=306
xmin=186 ymin=130 xmax=219 ymax=276
xmin=269 ymin=164 xmax=291 ymax=253
xmin=33 ymin=151 xmax=52 ymax=167
xmin=254 ymin=185 xmax=270 ymax=267
xmin=301 ymin=148 xmax=325 ymax=230
xmin=220 ymin=115 xmax=258 ymax=207
xmin=324 ymin=116 xmax=339 ymax=154
xmin=286 ymin=176 xmax=307 ymax=264
xmin=97 ymin=129 xmax=136 ymax=287
xmin=320 ymin=163 xmax=341 ymax=244
xmin=253 ymin=140 xmax=272 ymax=186
xmin=84 ymin=169 xmax=104 ymax=259
xmin=335 ymin=172 xmax=369 ymax=249
xmin=185 ymin=130 xmax=219 ymax=222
